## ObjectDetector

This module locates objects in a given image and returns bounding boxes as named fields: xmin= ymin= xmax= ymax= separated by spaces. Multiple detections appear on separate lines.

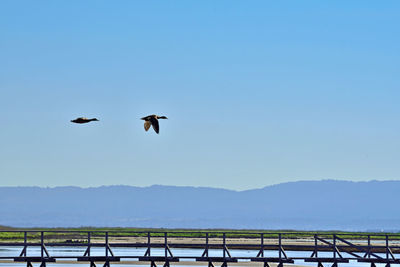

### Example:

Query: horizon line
xmin=0 ymin=179 xmax=398 ymax=191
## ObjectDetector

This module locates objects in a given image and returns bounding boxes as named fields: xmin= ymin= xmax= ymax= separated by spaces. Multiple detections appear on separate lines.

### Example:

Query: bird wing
xmin=150 ymin=117 xmax=159 ymax=134
xmin=144 ymin=121 xmax=151 ymax=131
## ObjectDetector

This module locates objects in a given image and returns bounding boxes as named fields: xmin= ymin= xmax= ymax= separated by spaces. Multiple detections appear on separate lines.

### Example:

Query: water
xmin=0 ymin=246 xmax=393 ymax=267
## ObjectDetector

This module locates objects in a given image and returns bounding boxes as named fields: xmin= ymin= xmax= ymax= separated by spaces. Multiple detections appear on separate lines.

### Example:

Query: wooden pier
xmin=0 ymin=230 xmax=399 ymax=267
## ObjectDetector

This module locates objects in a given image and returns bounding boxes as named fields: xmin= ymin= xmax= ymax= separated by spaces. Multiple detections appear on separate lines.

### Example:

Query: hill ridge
xmin=1 ymin=180 xmax=399 ymax=231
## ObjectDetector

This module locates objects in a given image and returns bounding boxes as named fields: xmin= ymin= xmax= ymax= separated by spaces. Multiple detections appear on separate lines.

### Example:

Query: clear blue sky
xmin=1 ymin=1 xmax=399 ymax=190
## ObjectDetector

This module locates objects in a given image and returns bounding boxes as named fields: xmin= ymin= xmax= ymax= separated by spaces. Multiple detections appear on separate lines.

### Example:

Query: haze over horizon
xmin=1 ymin=178 xmax=397 ymax=192
xmin=1 ymin=1 xmax=400 ymax=190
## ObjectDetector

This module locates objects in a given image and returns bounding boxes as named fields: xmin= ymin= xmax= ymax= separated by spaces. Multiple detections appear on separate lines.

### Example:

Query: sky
xmin=0 ymin=1 xmax=399 ymax=190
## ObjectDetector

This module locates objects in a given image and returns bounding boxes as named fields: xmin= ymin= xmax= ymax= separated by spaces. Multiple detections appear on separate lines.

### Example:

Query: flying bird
xmin=141 ymin=114 xmax=168 ymax=134
xmin=71 ymin=117 xmax=99 ymax=124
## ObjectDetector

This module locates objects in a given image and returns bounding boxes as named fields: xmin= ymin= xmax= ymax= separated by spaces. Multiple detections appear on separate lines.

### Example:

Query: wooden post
xmin=88 ymin=232 xmax=91 ymax=257
xmin=41 ymin=232 xmax=44 ymax=259
xmin=261 ymin=233 xmax=264 ymax=257
xmin=315 ymin=234 xmax=318 ymax=258
xmin=223 ymin=233 xmax=226 ymax=258
xmin=165 ymin=232 xmax=168 ymax=259
xmin=206 ymin=232 xmax=209 ymax=257
xmin=278 ymin=233 xmax=282 ymax=260
xmin=202 ymin=232 xmax=209 ymax=257
xmin=368 ymin=235 xmax=371 ymax=259
xmin=23 ymin=231 xmax=27 ymax=256
xmin=386 ymin=235 xmax=389 ymax=260
xmin=333 ymin=234 xmax=336 ymax=259
xmin=105 ymin=232 xmax=108 ymax=258
xmin=148 ymin=232 xmax=151 ymax=256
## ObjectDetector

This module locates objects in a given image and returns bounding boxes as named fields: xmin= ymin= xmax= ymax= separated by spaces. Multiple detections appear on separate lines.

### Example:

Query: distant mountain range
xmin=0 ymin=180 xmax=399 ymax=231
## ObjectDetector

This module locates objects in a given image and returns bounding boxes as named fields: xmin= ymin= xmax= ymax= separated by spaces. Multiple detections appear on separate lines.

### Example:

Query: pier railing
xmin=0 ymin=230 xmax=399 ymax=267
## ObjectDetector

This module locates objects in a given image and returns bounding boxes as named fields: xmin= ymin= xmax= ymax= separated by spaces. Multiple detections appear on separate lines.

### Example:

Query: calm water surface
xmin=0 ymin=246 xmax=389 ymax=267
